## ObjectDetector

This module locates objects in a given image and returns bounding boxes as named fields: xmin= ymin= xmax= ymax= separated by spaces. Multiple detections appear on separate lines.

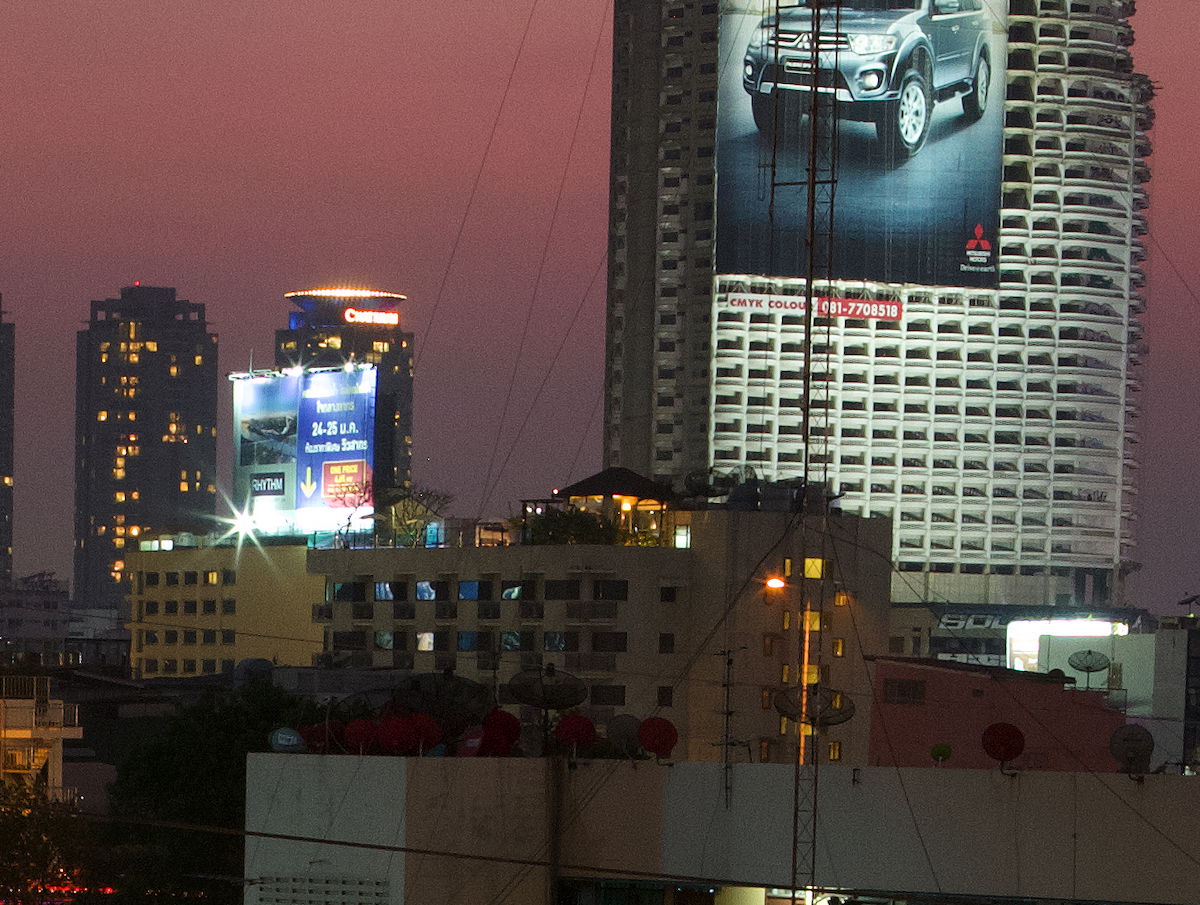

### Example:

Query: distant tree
xmin=0 ymin=781 xmax=87 ymax=905
xmin=374 ymin=485 xmax=454 ymax=547
xmin=106 ymin=682 xmax=320 ymax=903
xmin=513 ymin=507 xmax=628 ymax=545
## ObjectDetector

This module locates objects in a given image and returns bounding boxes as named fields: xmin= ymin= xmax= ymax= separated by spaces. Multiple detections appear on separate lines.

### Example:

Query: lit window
xmin=828 ymin=740 xmax=842 ymax=762
xmin=169 ymin=365 xmax=179 ymax=377
xmin=128 ymin=353 xmax=139 ymax=364
xmin=835 ymin=592 xmax=850 ymax=607
xmin=782 ymin=611 xmax=791 ymax=631
xmin=114 ymin=492 xmax=126 ymax=502
xmin=781 ymin=664 xmax=790 ymax=683
xmin=146 ymin=341 xmax=158 ymax=352
xmin=194 ymin=355 xmax=203 ymax=365
xmin=97 ymin=411 xmax=108 ymax=422
xmin=179 ymin=481 xmax=189 ymax=492
xmin=113 ymin=538 xmax=125 ymax=548
xmin=804 ymin=558 xmax=824 ymax=579
xmin=779 ymin=716 xmax=790 ymax=735
xmin=832 ymin=638 xmax=846 ymax=657
xmin=416 ymin=632 xmax=434 ymax=652
xmin=205 ymin=571 xmax=219 ymax=585
xmin=803 ymin=664 xmax=819 ymax=684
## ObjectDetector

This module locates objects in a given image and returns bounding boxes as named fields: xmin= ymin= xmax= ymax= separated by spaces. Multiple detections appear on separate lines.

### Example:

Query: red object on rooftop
xmin=298 ymin=720 xmax=344 ymax=754
xmin=982 ymin=722 xmax=1026 ymax=763
xmin=344 ymin=718 xmax=378 ymax=754
xmin=377 ymin=715 xmax=419 ymax=755
xmin=478 ymin=708 xmax=522 ymax=756
xmin=410 ymin=713 xmax=444 ymax=752
xmin=639 ymin=717 xmax=678 ymax=758
xmin=555 ymin=713 xmax=597 ymax=746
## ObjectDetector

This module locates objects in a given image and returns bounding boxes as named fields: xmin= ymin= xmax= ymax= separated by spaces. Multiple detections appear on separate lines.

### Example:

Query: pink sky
xmin=0 ymin=2 xmax=1191 ymax=608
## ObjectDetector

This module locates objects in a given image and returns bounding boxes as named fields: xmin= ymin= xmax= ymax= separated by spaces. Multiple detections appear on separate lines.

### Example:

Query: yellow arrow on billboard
xmin=300 ymin=466 xmax=318 ymax=497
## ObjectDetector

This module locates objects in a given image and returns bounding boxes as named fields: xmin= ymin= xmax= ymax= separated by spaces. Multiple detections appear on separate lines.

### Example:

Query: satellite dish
xmin=1068 ymin=649 xmax=1111 ymax=673
xmin=1068 ymin=649 xmax=1111 ymax=690
xmin=607 ymin=714 xmax=642 ymax=757
xmin=504 ymin=664 xmax=588 ymax=711
xmin=772 ymin=686 xmax=856 ymax=727
xmin=389 ymin=672 xmax=492 ymax=737
xmin=982 ymin=722 xmax=1025 ymax=766
xmin=1109 ymin=724 xmax=1154 ymax=774
xmin=269 ymin=728 xmax=307 ymax=753
xmin=930 ymin=743 xmax=952 ymax=764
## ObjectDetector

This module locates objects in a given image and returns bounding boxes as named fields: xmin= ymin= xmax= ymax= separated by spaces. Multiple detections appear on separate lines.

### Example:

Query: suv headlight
xmin=848 ymin=34 xmax=897 ymax=55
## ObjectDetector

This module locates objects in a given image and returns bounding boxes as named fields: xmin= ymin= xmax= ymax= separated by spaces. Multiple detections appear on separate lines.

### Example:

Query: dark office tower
xmin=74 ymin=285 xmax=218 ymax=612
xmin=275 ymin=288 xmax=414 ymax=492
xmin=0 ymin=300 xmax=13 ymax=585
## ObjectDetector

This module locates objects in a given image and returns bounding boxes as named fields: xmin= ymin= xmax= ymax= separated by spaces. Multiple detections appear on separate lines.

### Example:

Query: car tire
xmin=962 ymin=52 xmax=989 ymax=121
xmin=876 ymin=68 xmax=932 ymax=161
xmin=751 ymin=94 xmax=775 ymax=132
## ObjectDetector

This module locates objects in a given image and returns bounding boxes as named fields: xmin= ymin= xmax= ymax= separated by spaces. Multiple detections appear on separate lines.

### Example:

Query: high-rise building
xmin=0 ymin=300 xmax=13 ymax=584
xmin=275 ymin=288 xmax=414 ymax=493
xmin=228 ymin=288 xmax=413 ymax=537
xmin=74 ymin=284 xmax=218 ymax=612
xmin=605 ymin=0 xmax=1151 ymax=607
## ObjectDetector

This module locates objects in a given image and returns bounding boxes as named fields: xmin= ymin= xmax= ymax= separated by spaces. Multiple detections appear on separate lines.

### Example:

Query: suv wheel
xmin=962 ymin=53 xmax=989 ymax=121
xmin=751 ymin=94 xmax=775 ymax=132
xmin=877 ymin=69 xmax=931 ymax=160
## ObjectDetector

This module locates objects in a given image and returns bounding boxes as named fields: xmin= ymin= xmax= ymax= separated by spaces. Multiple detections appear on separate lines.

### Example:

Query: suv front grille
xmin=769 ymin=30 xmax=850 ymax=51
xmin=763 ymin=63 xmax=849 ymax=92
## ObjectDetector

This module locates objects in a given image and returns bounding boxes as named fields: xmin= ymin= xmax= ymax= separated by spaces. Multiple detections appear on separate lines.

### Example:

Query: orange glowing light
xmin=765 ymin=577 xmax=786 ymax=590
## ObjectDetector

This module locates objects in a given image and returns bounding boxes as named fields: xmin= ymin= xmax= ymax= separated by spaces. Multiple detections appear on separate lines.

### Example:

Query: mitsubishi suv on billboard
xmin=742 ymin=0 xmax=991 ymax=158
xmin=714 ymin=0 xmax=1005 ymax=287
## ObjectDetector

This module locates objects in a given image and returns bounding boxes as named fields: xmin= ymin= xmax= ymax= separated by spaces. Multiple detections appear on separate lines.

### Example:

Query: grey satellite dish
xmin=390 ymin=672 xmax=492 ymax=737
xmin=607 ymin=714 xmax=642 ymax=757
xmin=1109 ymin=724 xmax=1154 ymax=775
xmin=773 ymin=686 xmax=856 ymax=727
xmin=269 ymin=728 xmax=307 ymax=753
xmin=504 ymin=664 xmax=587 ymax=710
xmin=1068 ymin=649 xmax=1111 ymax=690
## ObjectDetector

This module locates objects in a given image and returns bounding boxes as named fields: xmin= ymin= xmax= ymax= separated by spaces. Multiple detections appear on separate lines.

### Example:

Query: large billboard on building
xmin=715 ymin=0 xmax=1007 ymax=288
xmin=232 ymin=366 xmax=376 ymax=535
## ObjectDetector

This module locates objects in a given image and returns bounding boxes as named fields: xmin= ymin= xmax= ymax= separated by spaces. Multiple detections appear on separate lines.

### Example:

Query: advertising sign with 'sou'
xmin=294 ymin=368 xmax=377 ymax=532
xmin=715 ymin=0 xmax=1006 ymax=288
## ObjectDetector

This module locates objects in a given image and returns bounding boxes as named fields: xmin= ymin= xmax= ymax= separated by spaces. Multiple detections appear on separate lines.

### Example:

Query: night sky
xmin=0 ymin=2 xmax=1192 ymax=610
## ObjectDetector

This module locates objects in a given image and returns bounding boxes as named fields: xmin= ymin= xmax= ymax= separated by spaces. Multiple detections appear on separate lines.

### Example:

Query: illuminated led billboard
xmin=231 ymin=366 xmax=376 ymax=535
xmin=715 ymin=0 xmax=1007 ymax=288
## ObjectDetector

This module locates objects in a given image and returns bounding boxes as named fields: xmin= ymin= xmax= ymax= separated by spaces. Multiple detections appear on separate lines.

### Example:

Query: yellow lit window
xmin=168 ymin=424 xmax=178 ymax=434
xmin=205 ymin=571 xmax=218 ymax=585
xmin=127 ymin=411 xmax=136 ymax=421
xmin=113 ymin=538 xmax=125 ymax=548
xmin=115 ymin=457 xmax=125 ymax=467
xmin=803 ymin=664 xmax=819 ymax=684
xmin=130 ymin=491 xmax=140 ymax=500
xmin=114 ymin=515 xmax=125 ymax=524
xmin=828 ymin=741 xmax=842 ymax=762
xmin=114 ymin=492 xmax=126 ymax=502
xmin=804 ymin=558 xmax=824 ymax=579
xmin=128 ymin=353 xmax=139 ymax=364
xmin=831 ymin=692 xmax=844 ymax=709
xmin=832 ymin=638 xmax=845 ymax=657
xmin=179 ymin=470 xmax=187 ymax=479
xmin=779 ymin=716 xmax=789 ymax=735
xmin=169 ymin=365 xmax=179 ymax=377
xmin=129 ymin=526 xmax=140 ymax=537
xmin=781 ymin=664 xmax=790 ymax=683
xmin=194 ymin=355 xmax=203 ymax=365
xmin=782 ymin=611 xmax=791 ymax=631
xmin=2 ymin=476 xmax=11 ymax=487
xmin=114 ymin=526 xmax=125 ymax=536
xmin=112 ymin=468 xmax=125 ymax=480
xmin=372 ymin=341 xmax=390 ymax=353
xmin=100 ymin=342 xmax=110 ymax=352
xmin=97 ymin=411 xmax=108 ymax=422
xmin=96 ymin=526 xmax=106 ymax=535
xmin=179 ymin=481 xmax=189 ymax=492
xmin=783 ymin=557 xmax=792 ymax=577
xmin=100 ymin=353 xmax=109 ymax=363
xmin=146 ymin=341 xmax=158 ymax=352
xmin=805 ymin=611 xmax=821 ymax=631
xmin=835 ymin=591 xmax=850 ymax=607
xmin=326 ymin=336 xmax=341 ymax=349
